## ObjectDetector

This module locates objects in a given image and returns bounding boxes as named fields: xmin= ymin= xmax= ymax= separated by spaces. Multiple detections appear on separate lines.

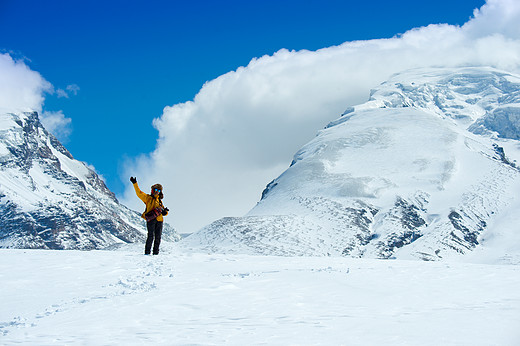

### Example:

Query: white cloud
xmin=56 ymin=84 xmax=80 ymax=98
xmin=56 ymin=88 xmax=69 ymax=98
xmin=123 ymin=0 xmax=520 ymax=234
xmin=0 ymin=53 xmax=51 ymax=113
xmin=66 ymin=84 xmax=80 ymax=96
xmin=0 ymin=53 xmax=75 ymax=142
xmin=463 ymin=0 xmax=520 ymax=39
xmin=40 ymin=110 xmax=72 ymax=143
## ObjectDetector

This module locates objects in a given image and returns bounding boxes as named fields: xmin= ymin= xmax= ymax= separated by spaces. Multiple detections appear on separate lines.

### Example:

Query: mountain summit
xmin=0 ymin=111 xmax=177 ymax=249
xmin=183 ymin=67 xmax=520 ymax=262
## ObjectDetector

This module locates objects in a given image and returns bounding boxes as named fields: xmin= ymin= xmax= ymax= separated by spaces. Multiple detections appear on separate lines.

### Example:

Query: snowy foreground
xmin=1 ymin=243 xmax=520 ymax=345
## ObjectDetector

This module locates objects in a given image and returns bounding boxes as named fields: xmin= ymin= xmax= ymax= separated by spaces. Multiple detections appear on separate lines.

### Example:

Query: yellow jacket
xmin=133 ymin=182 xmax=168 ymax=222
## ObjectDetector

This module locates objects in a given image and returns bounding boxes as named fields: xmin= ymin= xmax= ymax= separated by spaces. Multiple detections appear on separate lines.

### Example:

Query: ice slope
xmin=182 ymin=67 xmax=520 ymax=262
xmin=0 ymin=111 xmax=179 ymax=249
xmin=0 ymin=246 xmax=519 ymax=345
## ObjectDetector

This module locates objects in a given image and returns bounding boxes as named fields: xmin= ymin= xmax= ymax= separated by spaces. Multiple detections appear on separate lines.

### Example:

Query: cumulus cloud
xmin=0 ymin=53 xmax=51 ymax=113
xmin=40 ymin=110 xmax=73 ymax=143
xmin=463 ymin=0 xmax=520 ymax=39
xmin=0 ymin=53 xmax=75 ymax=141
xmin=122 ymin=0 xmax=520 ymax=234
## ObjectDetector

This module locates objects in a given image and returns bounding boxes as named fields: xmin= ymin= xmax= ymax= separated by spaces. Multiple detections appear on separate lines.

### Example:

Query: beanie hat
xmin=151 ymin=183 xmax=163 ymax=191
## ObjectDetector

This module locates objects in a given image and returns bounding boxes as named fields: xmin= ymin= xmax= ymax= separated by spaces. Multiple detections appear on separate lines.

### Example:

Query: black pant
xmin=145 ymin=219 xmax=163 ymax=255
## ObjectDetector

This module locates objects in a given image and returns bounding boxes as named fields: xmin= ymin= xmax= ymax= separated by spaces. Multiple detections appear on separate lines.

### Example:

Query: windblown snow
xmin=183 ymin=67 xmax=520 ymax=263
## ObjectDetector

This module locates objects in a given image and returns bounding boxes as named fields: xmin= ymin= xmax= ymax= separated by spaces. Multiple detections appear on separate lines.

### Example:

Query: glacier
xmin=182 ymin=67 xmax=520 ymax=263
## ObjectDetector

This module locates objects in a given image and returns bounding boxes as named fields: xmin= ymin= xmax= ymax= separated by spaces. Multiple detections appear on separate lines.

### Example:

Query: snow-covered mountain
xmin=0 ymin=110 xmax=179 ymax=249
xmin=183 ymin=67 xmax=520 ymax=262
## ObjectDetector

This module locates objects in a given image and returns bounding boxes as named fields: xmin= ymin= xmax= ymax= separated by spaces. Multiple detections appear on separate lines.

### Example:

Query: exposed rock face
xmin=182 ymin=67 xmax=520 ymax=261
xmin=0 ymin=111 xmax=179 ymax=249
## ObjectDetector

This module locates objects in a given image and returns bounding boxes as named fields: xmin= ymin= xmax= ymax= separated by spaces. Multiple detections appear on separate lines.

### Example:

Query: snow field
xmin=1 ymin=244 xmax=519 ymax=345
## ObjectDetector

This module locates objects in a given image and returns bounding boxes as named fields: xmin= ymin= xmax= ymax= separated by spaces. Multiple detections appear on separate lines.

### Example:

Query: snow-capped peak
xmin=0 ymin=110 xmax=179 ymax=249
xmin=181 ymin=67 xmax=520 ymax=264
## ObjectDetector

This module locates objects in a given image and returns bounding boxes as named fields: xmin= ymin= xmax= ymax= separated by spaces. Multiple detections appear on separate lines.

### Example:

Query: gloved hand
xmin=161 ymin=207 xmax=169 ymax=215
xmin=130 ymin=177 xmax=137 ymax=184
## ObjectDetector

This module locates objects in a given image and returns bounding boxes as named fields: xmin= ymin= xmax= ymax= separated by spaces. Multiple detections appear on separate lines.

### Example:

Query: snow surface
xmin=1 ymin=244 xmax=519 ymax=345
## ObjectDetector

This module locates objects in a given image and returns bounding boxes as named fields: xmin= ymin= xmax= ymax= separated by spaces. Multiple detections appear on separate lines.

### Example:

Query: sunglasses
xmin=152 ymin=188 xmax=161 ymax=193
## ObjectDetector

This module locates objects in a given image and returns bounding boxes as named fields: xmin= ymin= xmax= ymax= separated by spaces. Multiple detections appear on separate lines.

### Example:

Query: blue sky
xmin=0 ymin=0 xmax=486 ymax=197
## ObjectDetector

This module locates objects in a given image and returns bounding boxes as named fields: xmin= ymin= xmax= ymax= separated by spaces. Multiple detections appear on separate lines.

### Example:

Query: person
xmin=130 ymin=177 xmax=169 ymax=255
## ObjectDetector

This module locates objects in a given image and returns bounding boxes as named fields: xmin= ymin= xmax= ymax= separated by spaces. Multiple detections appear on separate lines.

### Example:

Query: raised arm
xmin=130 ymin=177 xmax=149 ymax=204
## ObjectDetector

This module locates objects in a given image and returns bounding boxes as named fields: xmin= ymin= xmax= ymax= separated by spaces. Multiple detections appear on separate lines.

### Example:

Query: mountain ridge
xmin=0 ymin=110 xmax=179 ymax=249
